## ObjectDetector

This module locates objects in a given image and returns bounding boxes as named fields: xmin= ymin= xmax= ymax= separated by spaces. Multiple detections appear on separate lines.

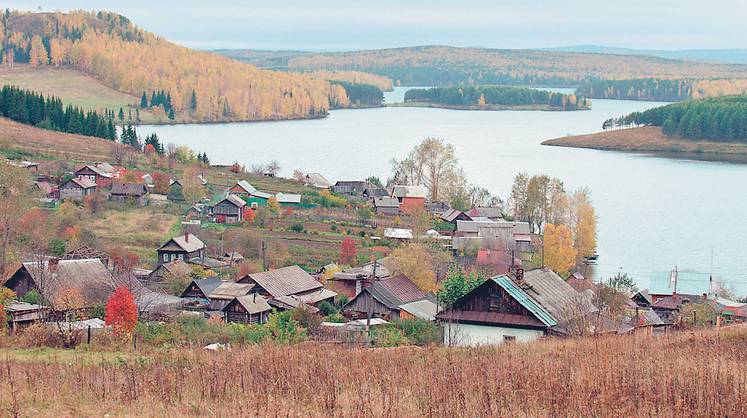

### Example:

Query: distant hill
xmin=0 ymin=11 xmax=357 ymax=123
xmin=217 ymin=45 xmax=747 ymax=88
xmin=541 ymin=45 xmax=747 ymax=65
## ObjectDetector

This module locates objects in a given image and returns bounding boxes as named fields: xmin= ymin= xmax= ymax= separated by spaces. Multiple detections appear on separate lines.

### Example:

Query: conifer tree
xmin=140 ymin=91 xmax=148 ymax=108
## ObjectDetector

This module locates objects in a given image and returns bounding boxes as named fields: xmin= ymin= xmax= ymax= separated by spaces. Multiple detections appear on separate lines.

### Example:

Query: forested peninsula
xmin=401 ymin=86 xmax=589 ymax=111
xmin=576 ymin=78 xmax=747 ymax=102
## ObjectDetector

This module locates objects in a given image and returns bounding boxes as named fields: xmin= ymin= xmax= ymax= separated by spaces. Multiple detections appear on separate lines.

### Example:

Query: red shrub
xmin=104 ymin=286 xmax=138 ymax=336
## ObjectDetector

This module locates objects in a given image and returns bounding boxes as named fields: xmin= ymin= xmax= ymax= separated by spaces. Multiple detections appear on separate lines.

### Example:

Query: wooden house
xmin=4 ymin=301 xmax=49 ymax=334
xmin=156 ymin=233 xmax=205 ymax=265
xmin=238 ymin=265 xmax=336 ymax=306
xmin=275 ymin=192 xmax=302 ymax=206
xmin=207 ymin=282 xmax=255 ymax=311
xmin=362 ymin=185 xmax=388 ymax=199
xmin=332 ymin=181 xmax=369 ymax=196
xmin=148 ymin=259 xmax=193 ymax=282
xmin=3 ymin=258 xmax=114 ymax=309
xmin=440 ymin=209 xmax=472 ymax=225
xmin=110 ymin=182 xmax=149 ymax=206
xmin=222 ymin=294 xmax=272 ymax=324
xmin=168 ymin=179 xmax=185 ymax=201
xmin=211 ymin=194 xmax=247 ymax=223
xmin=228 ymin=180 xmax=259 ymax=197
xmin=373 ymin=197 xmax=400 ymax=216
xmin=303 ymin=173 xmax=331 ymax=189
xmin=74 ymin=165 xmax=112 ymax=187
xmin=466 ymin=207 xmax=504 ymax=221
xmin=180 ymin=277 xmax=223 ymax=300
xmin=59 ymin=177 xmax=96 ymax=201
xmin=344 ymin=274 xmax=431 ymax=321
xmin=62 ymin=245 xmax=110 ymax=268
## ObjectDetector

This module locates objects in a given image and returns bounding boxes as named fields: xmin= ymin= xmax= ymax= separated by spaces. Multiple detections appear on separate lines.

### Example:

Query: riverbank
xmin=388 ymin=102 xmax=586 ymax=111
xmin=542 ymin=126 xmax=747 ymax=160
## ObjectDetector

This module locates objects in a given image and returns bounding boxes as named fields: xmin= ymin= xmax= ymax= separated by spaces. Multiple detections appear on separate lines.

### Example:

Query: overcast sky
xmin=6 ymin=0 xmax=745 ymax=51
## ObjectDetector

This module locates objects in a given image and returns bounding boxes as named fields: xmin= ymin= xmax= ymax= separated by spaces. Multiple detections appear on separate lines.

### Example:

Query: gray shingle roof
xmin=244 ymin=265 xmax=322 ymax=298
xmin=522 ymin=268 xmax=596 ymax=321
xmin=390 ymin=185 xmax=427 ymax=198
xmin=224 ymin=194 xmax=247 ymax=207
xmin=235 ymin=180 xmax=256 ymax=194
xmin=159 ymin=234 xmax=205 ymax=253
xmin=19 ymin=259 xmax=113 ymax=307
xmin=111 ymin=182 xmax=148 ymax=196
xmin=374 ymin=197 xmax=399 ymax=208
xmin=230 ymin=294 xmax=272 ymax=314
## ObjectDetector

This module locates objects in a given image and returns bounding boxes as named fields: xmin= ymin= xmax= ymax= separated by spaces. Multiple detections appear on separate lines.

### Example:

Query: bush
xmin=19 ymin=289 xmax=42 ymax=305
xmin=318 ymin=300 xmax=338 ymax=316
xmin=371 ymin=325 xmax=410 ymax=347
xmin=291 ymin=307 xmax=322 ymax=334
xmin=335 ymin=295 xmax=349 ymax=311
xmin=290 ymin=223 xmax=305 ymax=233
xmin=323 ymin=313 xmax=346 ymax=323
xmin=266 ymin=311 xmax=307 ymax=344
xmin=227 ymin=323 xmax=271 ymax=345
xmin=394 ymin=318 xmax=441 ymax=346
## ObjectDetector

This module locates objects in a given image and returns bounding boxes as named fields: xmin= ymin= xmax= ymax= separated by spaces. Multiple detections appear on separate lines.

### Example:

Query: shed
xmin=208 ymin=282 xmax=255 ymax=311
xmin=110 ymin=182 xmax=149 ymax=206
xmin=59 ymin=177 xmax=96 ymax=201
xmin=223 ymin=294 xmax=272 ymax=324
xmin=344 ymin=274 xmax=427 ymax=321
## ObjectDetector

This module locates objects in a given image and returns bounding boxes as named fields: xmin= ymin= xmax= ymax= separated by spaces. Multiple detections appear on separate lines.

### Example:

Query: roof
xmin=5 ymin=301 xmax=48 ymax=313
xmin=15 ymin=259 xmax=114 ymax=307
xmin=275 ymin=192 xmax=301 ymax=204
xmin=209 ymin=282 xmax=255 ymax=300
xmin=180 ymin=277 xmax=223 ymax=299
xmin=456 ymin=220 xmax=503 ymax=234
xmin=229 ymin=294 xmax=272 ymax=314
xmin=62 ymin=246 xmax=109 ymax=262
xmin=304 ymin=173 xmax=331 ymax=188
xmin=652 ymin=294 xmax=706 ymax=310
xmin=34 ymin=181 xmax=53 ymax=194
xmin=373 ymin=197 xmax=400 ymax=208
xmin=159 ymin=234 xmax=205 ymax=253
xmin=76 ymin=165 xmax=112 ymax=178
xmin=270 ymin=295 xmax=321 ymax=313
xmin=399 ymin=299 xmax=439 ymax=321
xmin=522 ymin=268 xmax=595 ymax=321
xmin=111 ymin=271 xmax=184 ymax=313
xmin=223 ymin=252 xmax=244 ymax=261
xmin=221 ymin=194 xmax=247 ymax=208
xmin=466 ymin=207 xmax=503 ymax=219
xmin=294 ymin=288 xmax=337 ymax=305
xmin=362 ymin=274 xmax=427 ymax=310
xmin=631 ymin=307 xmax=665 ymax=327
xmin=243 ymin=265 xmax=322 ymax=298
xmin=251 ymin=190 xmax=274 ymax=199
xmin=390 ymin=185 xmax=427 ymax=199
xmin=649 ymin=270 xmax=714 ymax=296
xmin=158 ymin=259 xmax=193 ymax=277
xmin=363 ymin=186 xmax=389 ymax=197
xmin=384 ymin=228 xmax=413 ymax=240
xmin=566 ymin=273 xmax=599 ymax=293
xmin=493 ymin=275 xmax=558 ymax=327
xmin=233 ymin=180 xmax=257 ymax=194
xmin=94 ymin=162 xmax=115 ymax=173
xmin=436 ymin=310 xmax=547 ymax=328
xmin=332 ymin=181 xmax=369 ymax=194
xmin=111 ymin=182 xmax=148 ymax=196
xmin=62 ymin=177 xmax=96 ymax=189
xmin=441 ymin=209 xmax=470 ymax=223
xmin=188 ymin=256 xmax=229 ymax=269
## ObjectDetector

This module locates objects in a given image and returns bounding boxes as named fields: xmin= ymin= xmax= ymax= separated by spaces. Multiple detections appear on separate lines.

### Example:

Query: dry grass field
xmin=1 ymin=326 xmax=745 ymax=417
xmin=0 ymin=117 xmax=116 ymax=161
xmin=543 ymin=126 xmax=747 ymax=158
xmin=87 ymin=209 xmax=181 ymax=261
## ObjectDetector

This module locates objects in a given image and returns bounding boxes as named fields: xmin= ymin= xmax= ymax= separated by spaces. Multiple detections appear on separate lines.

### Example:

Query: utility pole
xmin=261 ymin=240 xmax=267 ymax=271
xmin=366 ymin=259 xmax=378 ymax=335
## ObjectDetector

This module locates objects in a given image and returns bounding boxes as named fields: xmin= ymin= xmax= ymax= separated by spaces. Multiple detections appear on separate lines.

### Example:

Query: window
xmin=163 ymin=253 xmax=170 ymax=262
xmin=503 ymin=335 xmax=516 ymax=344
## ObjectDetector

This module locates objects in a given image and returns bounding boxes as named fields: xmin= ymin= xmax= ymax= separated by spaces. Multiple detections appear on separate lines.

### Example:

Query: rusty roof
xmin=243 ymin=265 xmax=322 ymax=298
xmin=436 ymin=310 xmax=547 ymax=328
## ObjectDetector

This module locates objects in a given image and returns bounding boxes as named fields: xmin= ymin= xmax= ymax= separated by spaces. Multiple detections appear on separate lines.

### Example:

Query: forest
xmin=0 ymin=10 xmax=352 ymax=122
xmin=282 ymin=46 xmax=747 ymax=87
xmin=332 ymin=81 xmax=383 ymax=107
xmin=576 ymin=78 xmax=747 ymax=101
xmin=0 ymin=85 xmax=116 ymax=140
xmin=404 ymin=86 xmax=589 ymax=110
xmin=612 ymin=95 xmax=747 ymax=141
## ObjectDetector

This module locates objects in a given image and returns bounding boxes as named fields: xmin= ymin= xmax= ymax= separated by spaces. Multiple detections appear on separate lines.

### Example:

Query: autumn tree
xmin=0 ymin=287 xmax=16 ymax=334
xmin=438 ymin=265 xmax=484 ymax=306
xmin=243 ymin=208 xmax=256 ymax=225
xmin=267 ymin=197 xmax=280 ymax=216
xmin=543 ymin=223 xmax=576 ymax=275
xmin=0 ymin=163 xmax=34 ymax=275
xmin=180 ymin=166 xmax=204 ymax=203
xmin=570 ymin=188 xmax=597 ymax=259
xmin=390 ymin=138 xmax=462 ymax=201
xmin=105 ymin=286 xmax=138 ymax=336
xmin=151 ymin=172 xmax=171 ymax=194
xmin=390 ymin=243 xmax=450 ymax=292
xmin=339 ymin=237 xmax=358 ymax=265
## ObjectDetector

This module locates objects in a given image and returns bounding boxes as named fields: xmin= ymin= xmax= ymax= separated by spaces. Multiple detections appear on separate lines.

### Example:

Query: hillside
xmin=542 ymin=45 xmax=747 ymax=65
xmin=575 ymin=78 xmax=747 ymax=101
xmin=0 ymin=11 xmax=351 ymax=123
xmin=542 ymin=126 xmax=747 ymax=158
xmin=225 ymin=46 xmax=747 ymax=87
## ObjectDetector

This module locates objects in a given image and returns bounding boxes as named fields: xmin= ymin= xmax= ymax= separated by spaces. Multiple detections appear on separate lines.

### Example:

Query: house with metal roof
xmin=373 ymin=196 xmax=400 ymax=216
xmin=59 ymin=177 xmax=97 ymax=201
xmin=275 ymin=192 xmax=302 ymax=206
xmin=207 ymin=282 xmax=255 ymax=311
xmin=648 ymin=268 xmax=720 ymax=301
xmin=110 ymin=182 xmax=149 ymax=206
xmin=210 ymin=194 xmax=247 ymax=224
xmin=332 ymin=181 xmax=370 ymax=196
xmin=222 ymin=294 xmax=272 ymax=324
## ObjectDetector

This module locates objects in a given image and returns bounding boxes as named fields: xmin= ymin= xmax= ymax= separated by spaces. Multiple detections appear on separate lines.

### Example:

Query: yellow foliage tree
xmin=543 ymin=223 xmax=576 ymax=275
xmin=574 ymin=203 xmax=597 ymax=258
xmin=390 ymin=243 xmax=442 ymax=292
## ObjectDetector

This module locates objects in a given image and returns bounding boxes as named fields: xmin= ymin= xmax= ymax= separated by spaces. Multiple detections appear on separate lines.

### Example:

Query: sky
xmin=6 ymin=0 xmax=747 ymax=51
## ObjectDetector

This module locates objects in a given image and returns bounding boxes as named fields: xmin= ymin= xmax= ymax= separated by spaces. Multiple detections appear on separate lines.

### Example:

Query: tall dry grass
xmin=1 ymin=326 xmax=746 ymax=417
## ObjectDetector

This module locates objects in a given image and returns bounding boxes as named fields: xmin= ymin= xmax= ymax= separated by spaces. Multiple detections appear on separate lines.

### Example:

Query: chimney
xmin=184 ymin=232 xmax=189 ymax=242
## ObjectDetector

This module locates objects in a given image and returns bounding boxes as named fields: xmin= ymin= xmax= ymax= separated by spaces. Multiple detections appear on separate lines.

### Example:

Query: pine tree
xmin=140 ymin=91 xmax=148 ymax=108
xmin=190 ymin=89 xmax=197 ymax=111
xmin=118 ymin=107 xmax=124 ymax=121
xmin=168 ymin=107 xmax=175 ymax=120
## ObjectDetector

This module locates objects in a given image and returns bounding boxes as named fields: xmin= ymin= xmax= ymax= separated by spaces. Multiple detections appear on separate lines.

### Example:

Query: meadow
xmin=1 ymin=325 xmax=745 ymax=417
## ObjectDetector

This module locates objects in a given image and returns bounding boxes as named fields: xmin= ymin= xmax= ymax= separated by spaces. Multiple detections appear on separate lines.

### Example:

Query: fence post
xmin=87 ymin=326 xmax=91 ymax=345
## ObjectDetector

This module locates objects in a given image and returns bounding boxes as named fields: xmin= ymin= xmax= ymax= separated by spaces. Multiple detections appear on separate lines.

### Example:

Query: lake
xmin=139 ymin=87 xmax=747 ymax=296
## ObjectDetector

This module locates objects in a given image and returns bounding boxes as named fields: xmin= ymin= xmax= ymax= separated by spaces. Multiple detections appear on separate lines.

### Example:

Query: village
xmin=1 ymin=133 xmax=744 ymax=351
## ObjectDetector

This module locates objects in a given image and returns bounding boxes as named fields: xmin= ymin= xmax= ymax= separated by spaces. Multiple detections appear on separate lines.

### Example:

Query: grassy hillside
xmin=248 ymin=45 xmax=747 ymax=87
xmin=0 ymin=117 xmax=116 ymax=161
xmin=542 ymin=125 xmax=747 ymax=158
xmin=0 ymin=66 xmax=172 ymax=123
xmin=1 ymin=326 xmax=745 ymax=415
xmin=1 ymin=11 xmax=348 ymax=123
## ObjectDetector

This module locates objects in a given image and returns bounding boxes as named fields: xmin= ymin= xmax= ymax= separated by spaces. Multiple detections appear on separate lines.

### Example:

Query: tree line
xmin=404 ymin=86 xmax=589 ymax=110
xmin=331 ymin=81 xmax=383 ymax=107
xmin=140 ymin=90 xmax=179 ymax=119
xmin=0 ymin=85 xmax=116 ymax=140
xmin=614 ymin=95 xmax=747 ymax=141
xmin=577 ymin=78 xmax=747 ymax=102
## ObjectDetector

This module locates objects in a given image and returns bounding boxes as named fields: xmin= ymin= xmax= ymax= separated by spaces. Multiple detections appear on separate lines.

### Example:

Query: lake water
xmin=139 ymin=87 xmax=747 ymax=296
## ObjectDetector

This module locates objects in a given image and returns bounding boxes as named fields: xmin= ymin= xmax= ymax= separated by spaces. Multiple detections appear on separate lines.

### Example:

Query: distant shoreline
xmin=387 ymin=102 xmax=588 ymax=112
xmin=542 ymin=126 xmax=747 ymax=162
